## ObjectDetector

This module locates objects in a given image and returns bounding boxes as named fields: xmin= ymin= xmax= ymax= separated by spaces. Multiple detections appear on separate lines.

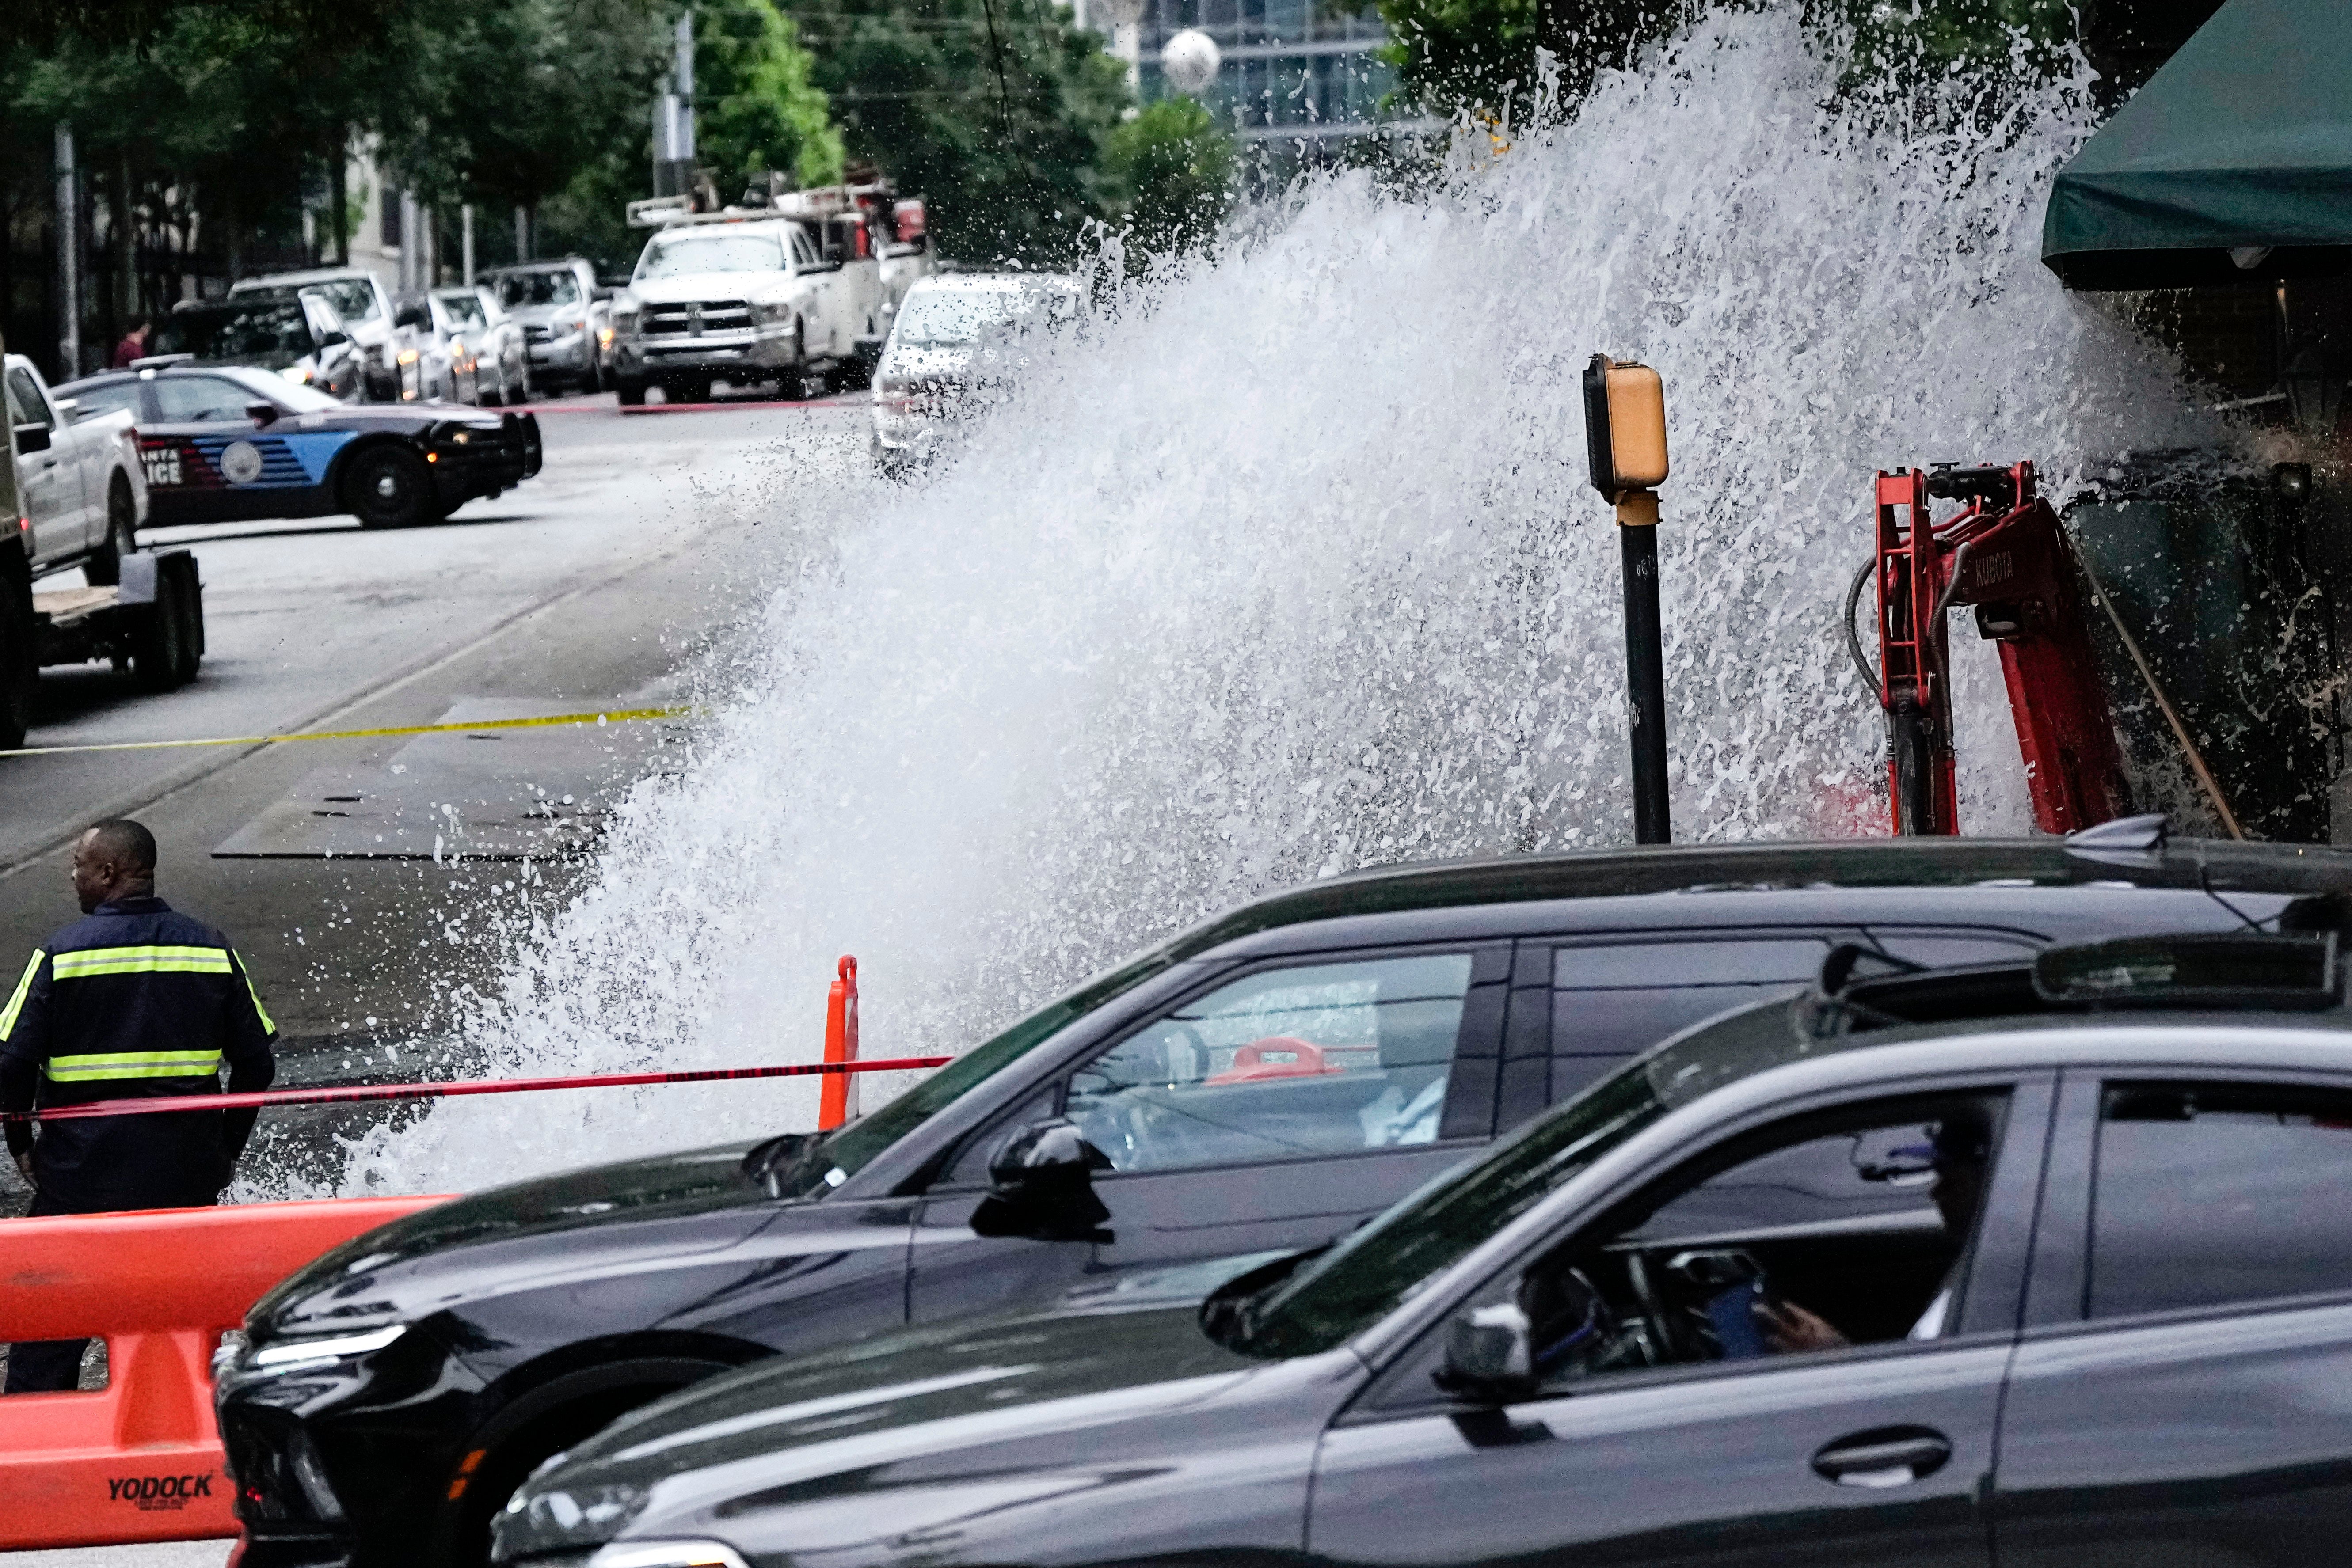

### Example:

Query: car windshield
xmin=766 ymin=946 xmax=1184 ymax=1199
xmin=216 ymin=365 xmax=341 ymax=413
xmin=437 ymin=292 xmax=488 ymax=329
xmin=154 ymin=303 xmax=318 ymax=370
xmin=497 ymin=270 xmax=581 ymax=308
xmin=893 ymin=285 xmax=1065 ymax=348
xmin=304 ymin=279 xmax=378 ymax=322
xmin=1231 ymin=998 xmax=1855 ymax=1357
xmin=637 ymin=234 xmax=787 ymax=278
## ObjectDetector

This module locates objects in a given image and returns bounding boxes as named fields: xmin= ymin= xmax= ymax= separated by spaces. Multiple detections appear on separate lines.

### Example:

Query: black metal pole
xmin=1619 ymin=514 xmax=1671 ymax=843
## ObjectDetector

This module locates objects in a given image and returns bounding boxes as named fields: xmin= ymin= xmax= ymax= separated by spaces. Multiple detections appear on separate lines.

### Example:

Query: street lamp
xmin=1162 ymin=29 xmax=1222 ymax=96
xmin=1582 ymin=354 xmax=1672 ymax=844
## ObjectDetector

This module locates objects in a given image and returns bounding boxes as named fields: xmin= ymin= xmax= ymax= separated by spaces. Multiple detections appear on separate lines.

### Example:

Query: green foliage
xmin=697 ymin=0 xmax=845 ymax=192
xmin=1103 ymin=96 xmax=1236 ymax=261
xmin=1375 ymin=0 xmax=1536 ymax=120
xmin=793 ymin=0 xmax=1133 ymax=264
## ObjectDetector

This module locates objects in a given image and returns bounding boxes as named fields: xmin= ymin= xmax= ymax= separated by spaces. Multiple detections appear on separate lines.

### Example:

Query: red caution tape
xmin=1 ymin=1054 xmax=951 ymax=1124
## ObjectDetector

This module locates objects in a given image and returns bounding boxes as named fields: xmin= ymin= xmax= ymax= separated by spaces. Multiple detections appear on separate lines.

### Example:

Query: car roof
xmin=231 ymin=267 xmax=377 ymax=288
xmin=1153 ymin=837 xmax=2352 ymax=963
xmin=911 ymin=272 xmax=1076 ymax=294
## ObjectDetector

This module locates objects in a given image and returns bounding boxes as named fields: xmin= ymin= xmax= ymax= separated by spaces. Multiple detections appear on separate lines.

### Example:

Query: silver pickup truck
xmin=483 ymin=258 xmax=615 ymax=395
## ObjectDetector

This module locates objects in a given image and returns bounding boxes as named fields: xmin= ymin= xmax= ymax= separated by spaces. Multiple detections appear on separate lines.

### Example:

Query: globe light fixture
xmin=1161 ymin=29 xmax=1221 ymax=95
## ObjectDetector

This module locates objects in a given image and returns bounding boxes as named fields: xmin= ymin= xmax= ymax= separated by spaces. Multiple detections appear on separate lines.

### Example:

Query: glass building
xmin=1133 ymin=0 xmax=1427 ymax=150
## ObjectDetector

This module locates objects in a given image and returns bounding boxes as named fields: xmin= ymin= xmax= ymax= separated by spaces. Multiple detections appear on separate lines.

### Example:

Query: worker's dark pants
xmin=4 ymin=1190 xmax=217 ymax=1394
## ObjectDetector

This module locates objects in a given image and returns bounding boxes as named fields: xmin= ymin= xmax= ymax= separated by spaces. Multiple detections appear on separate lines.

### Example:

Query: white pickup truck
xmin=610 ymin=205 xmax=891 ymax=406
xmin=1 ymin=352 xmax=200 ymax=750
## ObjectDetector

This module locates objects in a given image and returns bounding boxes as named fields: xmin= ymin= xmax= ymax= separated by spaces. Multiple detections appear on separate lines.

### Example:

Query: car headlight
xmin=450 ymin=337 xmax=466 ymax=358
xmin=281 ymin=365 xmax=312 ymax=384
xmin=245 ymin=1323 xmax=407 ymax=1371
xmin=753 ymin=300 xmax=793 ymax=326
xmin=590 ymin=1542 xmax=750 ymax=1568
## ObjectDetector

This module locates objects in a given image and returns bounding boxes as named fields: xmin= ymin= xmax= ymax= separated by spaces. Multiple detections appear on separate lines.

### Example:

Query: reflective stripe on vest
xmin=45 ymin=1048 xmax=226 ymax=1082
xmin=239 ymin=957 xmax=276 ymax=1033
xmin=0 ymin=951 xmax=41 ymax=1041
xmin=50 ymin=945 xmax=235 ymax=980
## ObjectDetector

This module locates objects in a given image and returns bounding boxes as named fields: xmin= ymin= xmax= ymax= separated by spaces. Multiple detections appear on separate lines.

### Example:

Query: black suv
xmin=218 ymin=831 xmax=2352 ymax=1567
xmin=496 ymin=926 xmax=2352 ymax=1568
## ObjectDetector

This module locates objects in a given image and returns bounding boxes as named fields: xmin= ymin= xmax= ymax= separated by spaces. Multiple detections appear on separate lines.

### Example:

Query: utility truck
xmin=613 ymin=174 xmax=934 ymax=404
xmin=1 ymin=350 xmax=206 ymax=751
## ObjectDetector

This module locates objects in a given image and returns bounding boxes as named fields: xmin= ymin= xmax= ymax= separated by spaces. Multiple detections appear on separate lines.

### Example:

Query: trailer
xmin=32 ymin=549 xmax=205 ymax=697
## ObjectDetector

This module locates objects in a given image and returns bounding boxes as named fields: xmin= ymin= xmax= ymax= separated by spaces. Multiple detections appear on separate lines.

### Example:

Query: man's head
xmin=71 ymin=820 xmax=158 ymax=913
xmin=1927 ymin=1109 xmax=1995 ymax=1236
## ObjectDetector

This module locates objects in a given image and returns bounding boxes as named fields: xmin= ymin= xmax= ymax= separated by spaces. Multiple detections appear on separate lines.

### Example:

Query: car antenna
xmin=2196 ymin=858 xmax=2268 ymax=934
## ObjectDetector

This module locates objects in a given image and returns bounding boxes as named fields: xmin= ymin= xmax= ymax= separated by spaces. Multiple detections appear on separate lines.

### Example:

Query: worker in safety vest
xmin=0 ymin=819 xmax=278 ymax=1394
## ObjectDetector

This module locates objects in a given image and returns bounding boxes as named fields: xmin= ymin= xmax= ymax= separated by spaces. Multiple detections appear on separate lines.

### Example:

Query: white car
xmin=4 ymin=354 xmax=151 ymax=585
xmin=611 ymin=218 xmax=886 ymax=406
xmin=232 ymin=267 xmax=401 ymax=400
xmin=870 ymin=273 xmax=1079 ymax=475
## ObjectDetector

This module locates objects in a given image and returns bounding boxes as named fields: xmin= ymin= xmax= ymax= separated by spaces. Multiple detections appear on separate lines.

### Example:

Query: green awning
xmin=2043 ymin=0 xmax=2352 ymax=290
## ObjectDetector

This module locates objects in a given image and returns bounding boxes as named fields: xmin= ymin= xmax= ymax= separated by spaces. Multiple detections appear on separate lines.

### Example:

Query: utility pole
xmin=654 ymin=11 xmax=697 ymax=199
xmin=1583 ymin=354 xmax=1674 ymax=844
xmin=461 ymin=204 xmax=476 ymax=285
xmin=514 ymin=205 xmax=529 ymax=263
xmin=54 ymin=124 xmax=81 ymax=379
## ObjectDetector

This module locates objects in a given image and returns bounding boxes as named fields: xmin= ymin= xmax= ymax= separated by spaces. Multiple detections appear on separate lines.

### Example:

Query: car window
xmin=1066 ymin=953 xmax=1476 ymax=1174
xmin=6 ymin=368 xmax=54 ymax=429
xmin=438 ymin=293 xmax=487 ymax=329
xmin=1444 ymin=1092 xmax=2011 ymax=1393
xmin=300 ymin=278 xmax=380 ymax=322
xmin=1544 ymin=938 xmax=1834 ymax=1103
xmin=2089 ymin=1080 xmax=2352 ymax=1320
xmin=70 ymin=381 xmax=144 ymax=421
xmin=151 ymin=376 xmax=258 ymax=423
xmin=789 ymin=229 xmax=819 ymax=269
xmin=497 ymin=271 xmax=580 ymax=309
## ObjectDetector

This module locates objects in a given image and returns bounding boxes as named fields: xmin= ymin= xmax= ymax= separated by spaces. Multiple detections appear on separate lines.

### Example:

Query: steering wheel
xmin=1621 ymin=1252 xmax=1688 ymax=1365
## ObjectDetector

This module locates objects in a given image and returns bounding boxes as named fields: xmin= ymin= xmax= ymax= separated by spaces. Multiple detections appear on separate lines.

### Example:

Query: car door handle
xmin=1809 ymin=1426 xmax=1952 ymax=1488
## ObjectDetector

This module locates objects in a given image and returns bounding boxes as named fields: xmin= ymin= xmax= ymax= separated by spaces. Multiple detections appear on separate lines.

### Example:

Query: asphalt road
xmin=1 ymin=386 xmax=870 ymax=1565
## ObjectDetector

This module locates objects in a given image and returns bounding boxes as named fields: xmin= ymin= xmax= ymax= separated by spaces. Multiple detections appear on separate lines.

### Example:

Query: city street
xmin=0 ymin=392 xmax=870 ymax=1221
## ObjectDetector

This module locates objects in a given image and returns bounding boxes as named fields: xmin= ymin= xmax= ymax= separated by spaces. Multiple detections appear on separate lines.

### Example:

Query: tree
xmin=792 ymin=0 xmax=1133 ymax=264
xmin=697 ymin=0 xmax=844 ymax=194
xmin=1103 ymin=96 xmax=1234 ymax=262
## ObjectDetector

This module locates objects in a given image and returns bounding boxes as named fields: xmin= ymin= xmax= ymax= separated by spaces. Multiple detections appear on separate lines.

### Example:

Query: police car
xmin=54 ymin=362 xmax=540 ymax=530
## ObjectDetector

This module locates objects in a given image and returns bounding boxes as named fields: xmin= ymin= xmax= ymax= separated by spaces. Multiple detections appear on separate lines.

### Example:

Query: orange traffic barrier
xmin=0 ymin=1194 xmax=450 ymax=1550
xmin=818 ymin=955 xmax=861 ymax=1131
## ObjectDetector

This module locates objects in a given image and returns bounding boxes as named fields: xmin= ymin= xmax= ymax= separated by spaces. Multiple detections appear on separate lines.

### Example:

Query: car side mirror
xmin=246 ymin=402 xmax=280 ymax=426
xmin=321 ymin=330 xmax=351 ymax=348
xmin=53 ymin=398 xmax=82 ymax=424
xmin=1434 ymin=1303 xmax=1538 ymax=1404
xmin=970 ymin=1118 xmax=1114 ymax=1243
xmin=13 ymin=422 xmax=51 ymax=454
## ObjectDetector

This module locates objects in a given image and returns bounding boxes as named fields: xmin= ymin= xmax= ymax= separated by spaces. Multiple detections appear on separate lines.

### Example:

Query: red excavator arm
xmin=1872 ymin=460 xmax=2129 ymax=835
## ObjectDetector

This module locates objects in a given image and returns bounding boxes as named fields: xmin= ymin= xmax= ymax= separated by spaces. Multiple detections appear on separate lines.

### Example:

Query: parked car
xmin=871 ymin=272 xmax=1078 ymax=475
xmin=151 ymin=293 xmax=367 ymax=401
xmin=55 ymin=362 xmax=540 ymax=531
xmin=213 ymin=826 xmax=2352 ymax=1568
xmin=434 ymin=286 xmax=529 ymax=406
xmin=5 ymin=353 xmax=150 ymax=584
xmin=484 ymin=259 xmax=612 ymax=395
xmin=496 ymin=920 xmax=2352 ymax=1568
xmin=231 ymin=268 xmax=401 ymax=400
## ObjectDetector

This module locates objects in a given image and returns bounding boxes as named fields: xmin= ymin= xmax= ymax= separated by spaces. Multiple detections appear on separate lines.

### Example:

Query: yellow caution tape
xmin=0 ymin=705 xmax=693 ymax=759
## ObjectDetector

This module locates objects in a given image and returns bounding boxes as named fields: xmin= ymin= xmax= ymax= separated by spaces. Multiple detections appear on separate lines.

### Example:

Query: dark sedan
xmin=55 ymin=364 xmax=540 ymax=530
xmin=495 ymin=927 xmax=2352 ymax=1568
xmin=211 ymin=827 xmax=2352 ymax=1568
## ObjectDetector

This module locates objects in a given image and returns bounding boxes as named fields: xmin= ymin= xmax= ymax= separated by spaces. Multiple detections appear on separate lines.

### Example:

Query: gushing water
xmin=314 ymin=8 xmax=2220 ymax=1197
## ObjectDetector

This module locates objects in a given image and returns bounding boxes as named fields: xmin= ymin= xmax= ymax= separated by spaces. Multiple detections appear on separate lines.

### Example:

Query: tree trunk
xmin=331 ymin=131 xmax=350 ymax=265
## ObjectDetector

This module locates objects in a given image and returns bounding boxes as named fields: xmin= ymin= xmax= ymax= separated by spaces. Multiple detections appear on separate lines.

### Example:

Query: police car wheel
xmin=345 ymin=447 xmax=439 ymax=530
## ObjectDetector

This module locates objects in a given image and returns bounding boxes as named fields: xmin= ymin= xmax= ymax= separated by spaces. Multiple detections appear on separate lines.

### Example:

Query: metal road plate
xmin=210 ymin=698 xmax=693 ymax=860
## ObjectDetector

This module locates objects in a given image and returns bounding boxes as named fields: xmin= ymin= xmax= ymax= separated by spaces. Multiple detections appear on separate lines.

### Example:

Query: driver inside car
xmin=1754 ymin=1109 xmax=1994 ymax=1353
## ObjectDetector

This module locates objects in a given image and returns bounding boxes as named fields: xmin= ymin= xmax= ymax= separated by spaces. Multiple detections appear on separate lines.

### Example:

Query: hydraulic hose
xmin=1844 ymin=558 xmax=1882 ymax=706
